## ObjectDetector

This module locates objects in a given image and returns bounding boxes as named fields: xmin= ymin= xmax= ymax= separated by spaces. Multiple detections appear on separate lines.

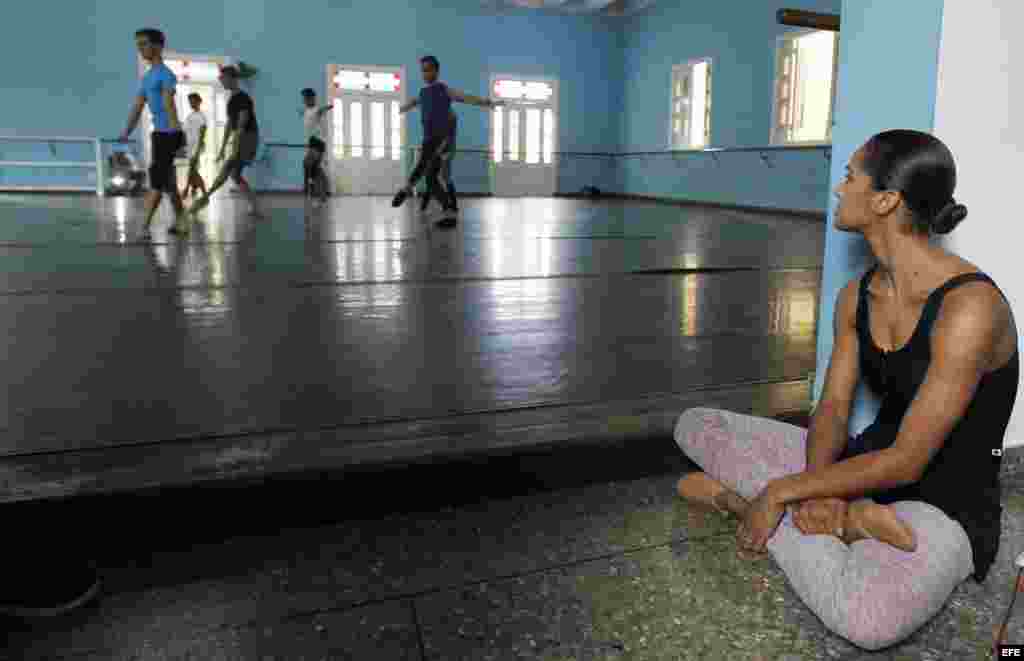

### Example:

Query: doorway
xmin=326 ymin=65 xmax=406 ymax=195
xmin=138 ymin=53 xmax=229 ymax=191
xmin=490 ymin=75 xmax=559 ymax=197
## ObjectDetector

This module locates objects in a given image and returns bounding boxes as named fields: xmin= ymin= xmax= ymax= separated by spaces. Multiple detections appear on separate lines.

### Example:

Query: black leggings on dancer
xmin=304 ymin=137 xmax=328 ymax=198
xmin=421 ymin=144 xmax=456 ymax=211
xmin=408 ymin=135 xmax=454 ymax=211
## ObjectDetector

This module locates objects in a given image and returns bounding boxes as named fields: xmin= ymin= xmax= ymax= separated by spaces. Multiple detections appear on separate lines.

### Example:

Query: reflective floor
xmin=0 ymin=194 xmax=824 ymax=499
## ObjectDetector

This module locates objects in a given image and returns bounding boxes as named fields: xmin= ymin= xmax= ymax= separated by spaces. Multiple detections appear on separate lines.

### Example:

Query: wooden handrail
xmin=777 ymin=8 xmax=840 ymax=32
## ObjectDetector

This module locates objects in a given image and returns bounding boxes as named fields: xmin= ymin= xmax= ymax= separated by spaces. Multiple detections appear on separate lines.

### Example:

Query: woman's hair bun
xmin=932 ymin=199 xmax=968 ymax=234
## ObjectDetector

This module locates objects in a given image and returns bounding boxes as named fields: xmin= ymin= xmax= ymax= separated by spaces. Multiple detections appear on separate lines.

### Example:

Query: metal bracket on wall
xmin=758 ymin=151 xmax=775 ymax=169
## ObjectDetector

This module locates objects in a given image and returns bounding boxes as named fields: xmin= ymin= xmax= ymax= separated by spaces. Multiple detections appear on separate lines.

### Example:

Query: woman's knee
xmin=674 ymin=407 xmax=725 ymax=440
xmin=837 ymin=621 xmax=906 ymax=652
xmin=825 ymin=509 xmax=971 ymax=651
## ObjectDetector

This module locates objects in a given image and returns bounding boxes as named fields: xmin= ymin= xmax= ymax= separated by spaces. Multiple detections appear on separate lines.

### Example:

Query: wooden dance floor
xmin=0 ymin=194 xmax=824 ymax=502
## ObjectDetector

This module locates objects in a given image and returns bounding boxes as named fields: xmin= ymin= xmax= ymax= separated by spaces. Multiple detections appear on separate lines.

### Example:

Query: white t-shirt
xmin=304 ymin=106 xmax=324 ymax=141
xmin=185 ymin=111 xmax=208 ymax=158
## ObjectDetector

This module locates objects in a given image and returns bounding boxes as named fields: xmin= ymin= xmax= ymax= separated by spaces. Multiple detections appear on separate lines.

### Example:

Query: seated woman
xmin=675 ymin=129 xmax=1019 ymax=651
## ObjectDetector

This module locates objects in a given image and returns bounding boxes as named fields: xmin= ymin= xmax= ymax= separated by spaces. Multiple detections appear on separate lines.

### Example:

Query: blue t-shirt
xmin=418 ymin=81 xmax=452 ymax=141
xmin=139 ymin=63 xmax=179 ymax=133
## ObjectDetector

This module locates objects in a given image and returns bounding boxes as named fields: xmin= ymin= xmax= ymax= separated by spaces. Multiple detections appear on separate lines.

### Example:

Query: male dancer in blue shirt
xmin=119 ymin=28 xmax=188 ymax=239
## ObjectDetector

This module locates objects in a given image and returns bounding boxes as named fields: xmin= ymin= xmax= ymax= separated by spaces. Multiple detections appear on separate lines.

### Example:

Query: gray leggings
xmin=674 ymin=407 xmax=974 ymax=651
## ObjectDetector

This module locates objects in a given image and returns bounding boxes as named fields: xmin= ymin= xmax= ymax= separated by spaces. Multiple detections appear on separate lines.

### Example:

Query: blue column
xmin=813 ymin=0 xmax=947 ymax=434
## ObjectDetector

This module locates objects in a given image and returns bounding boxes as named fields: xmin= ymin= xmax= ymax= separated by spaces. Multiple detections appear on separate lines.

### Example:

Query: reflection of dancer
xmin=301 ymin=88 xmax=332 ymax=203
xmin=391 ymin=55 xmax=501 ymax=228
xmin=180 ymin=93 xmax=209 ymax=199
xmin=189 ymin=66 xmax=261 ymax=221
xmin=119 ymin=28 xmax=188 ymax=239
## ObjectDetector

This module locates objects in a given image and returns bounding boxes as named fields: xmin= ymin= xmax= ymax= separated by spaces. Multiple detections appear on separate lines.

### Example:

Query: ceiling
xmin=480 ymin=0 xmax=658 ymax=16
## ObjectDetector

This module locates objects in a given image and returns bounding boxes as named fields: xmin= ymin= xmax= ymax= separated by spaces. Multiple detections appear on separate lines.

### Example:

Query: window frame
xmin=668 ymin=57 xmax=713 ymax=151
xmin=769 ymin=28 xmax=840 ymax=147
xmin=489 ymin=74 xmax=559 ymax=167
xmin=326 ymin=64 xmax=405 ymax=162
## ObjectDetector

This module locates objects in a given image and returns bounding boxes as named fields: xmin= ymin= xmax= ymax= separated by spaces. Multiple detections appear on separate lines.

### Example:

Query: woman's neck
xmin=865 ymin=227 xmax=944 ymax=301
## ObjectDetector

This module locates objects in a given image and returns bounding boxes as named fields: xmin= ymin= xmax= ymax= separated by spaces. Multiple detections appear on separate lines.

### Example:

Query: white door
xmin=172 ymin=82 xmax=227 ymax=186
xmin=490 ymin=76 xmax=558 ymax=197
xmin=327 ymin=65 xmax=405 ymax=195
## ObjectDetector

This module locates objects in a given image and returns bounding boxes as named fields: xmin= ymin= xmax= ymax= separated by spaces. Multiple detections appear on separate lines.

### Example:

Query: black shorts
xmin=225 ymin=132 xmax=259 ymax=180
xmin=150 ymin=131 xmax=185 ymax=193
xmin=308 ymin=136 xmax=326 ymax=154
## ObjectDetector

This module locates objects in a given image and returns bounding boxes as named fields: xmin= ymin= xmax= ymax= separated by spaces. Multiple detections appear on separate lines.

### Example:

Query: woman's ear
xmin=871 ymin=189 xmax=902 ymax=217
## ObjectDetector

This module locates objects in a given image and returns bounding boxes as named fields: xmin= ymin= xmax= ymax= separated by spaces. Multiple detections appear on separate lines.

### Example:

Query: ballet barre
xmin=0 ymin=135 xmax=108 ymax=196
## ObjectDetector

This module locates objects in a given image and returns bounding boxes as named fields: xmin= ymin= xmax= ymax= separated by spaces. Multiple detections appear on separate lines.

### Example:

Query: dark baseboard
xmin=1 ymin=379 xmax=812 ymax=503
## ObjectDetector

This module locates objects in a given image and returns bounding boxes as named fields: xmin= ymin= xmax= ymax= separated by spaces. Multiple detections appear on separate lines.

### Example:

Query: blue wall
xmin=812 ymin=0 xmax=946 ymax=434
xmin=1 ymin=1 xmax=623 ymax=192
xmin=618 ymin=0 xmax=841 ymax=211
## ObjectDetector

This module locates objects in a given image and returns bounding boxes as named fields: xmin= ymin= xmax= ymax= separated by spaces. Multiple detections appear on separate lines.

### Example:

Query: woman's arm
xmin=806 ymin=278 xmax=861 ymax=471
xmin=767 ymin=283 xmax=1007 ymax=506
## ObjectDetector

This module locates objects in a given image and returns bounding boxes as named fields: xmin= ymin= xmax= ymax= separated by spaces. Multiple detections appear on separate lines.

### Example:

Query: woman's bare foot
xmin=843 ymin=500 xmax=917 ymax=551
xmin=676 ymin=472 xmax=750 ymax=518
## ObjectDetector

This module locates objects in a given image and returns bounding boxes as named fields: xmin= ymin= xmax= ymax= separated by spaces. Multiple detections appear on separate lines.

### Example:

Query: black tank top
xmin=842 ymin=265 xmax=1019 ymax=582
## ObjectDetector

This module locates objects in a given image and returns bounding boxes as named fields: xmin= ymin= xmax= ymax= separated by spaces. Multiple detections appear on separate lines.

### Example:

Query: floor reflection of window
xmin=788 ymin=291 xmax=817 ymax=336
xmin=539 ymin=232 xmax=552 ymax=278
xmin=114 ymin=197 xmax=127 ymax=244
xmin=681 ymin=274 xmax=698 ymax=336
xmin=375 ymin=239 xmax=387 ymax=280
xmin=492 ymin=229 xmax=503 ymax=278
xmin=391 ymin=228 xmax=403 ymax=280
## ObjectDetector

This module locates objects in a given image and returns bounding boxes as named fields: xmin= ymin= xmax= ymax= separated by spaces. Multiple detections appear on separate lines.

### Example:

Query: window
xmin=391 ymin=102 xmax=401 ymax=161
xmin=371 ymin=101 xmax=385 ymax=159
xmin=165 ymin=59 xmax=222 ymax=83
xmin=772 ymin=30 xmax=839 ymax=145
xmin=333 ymin=70 xmax=402 ymax=93
xmin=494 ymin=79 xmax=553 ymax=102
xmin=542 ymin=108 xmax=554 ymax=165
xmin=492 ymin=107 xmax=504 ymax=163
xmin=525 ymin=108 xmax=541 ymax=164
xmin=670 ymin=59 xmax=712 ymax=150
xmin=329 ymin=66 xmax=403 ymax=161
xmin=350 ymin=102 xmax=363 ymax=157
xmin=508 ymin=109 xmax=520 ymax=162
xmin=492 ymin=78 xmax=557 ymax=165
xmin=332 ymin=102 xmax=344 ymax=156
